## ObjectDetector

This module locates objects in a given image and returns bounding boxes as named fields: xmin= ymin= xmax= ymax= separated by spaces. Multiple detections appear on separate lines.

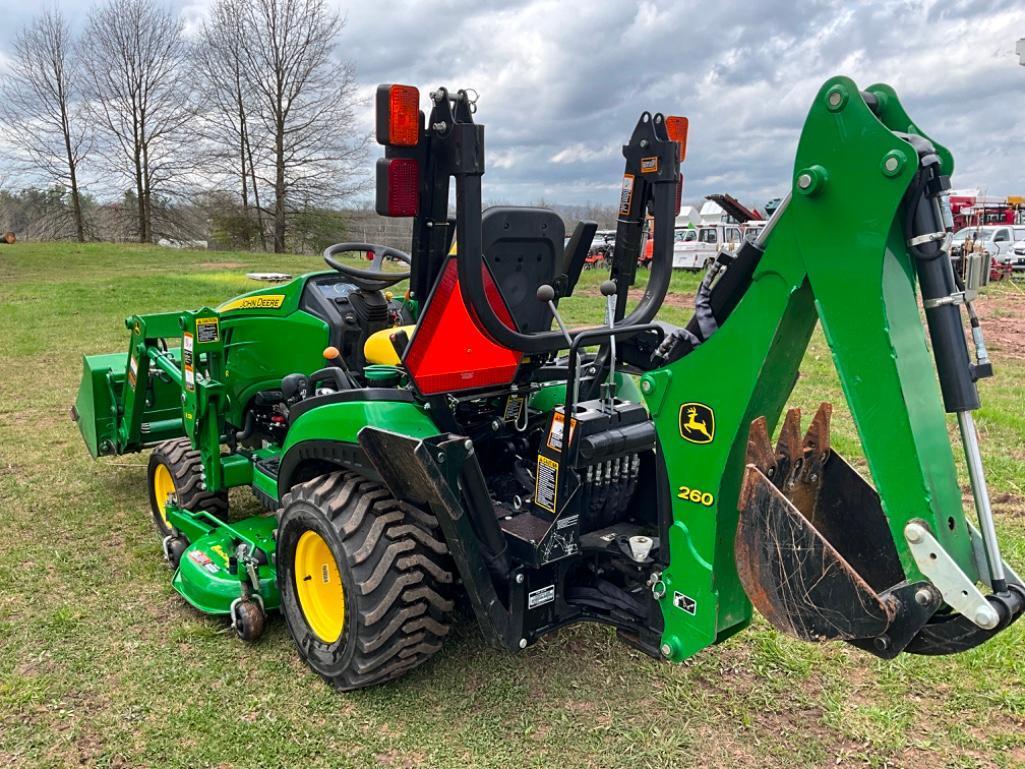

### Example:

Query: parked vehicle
xmin=949 ymin=226 xmax=1021 ymax=281
xmin=741 ymin=220 xmax=767 ymax=242
xmin=947 ymin=191 xmax=1018 ymax=231
xmin=950 ymin=226 xmax=1023 ymax=262
xmin=1008 ymin=237 xmax=1025 ymax=271
xmin=586 ymin=230 xmax=615 ymax=269
xmin=672 ymin=222 xmax=743 ymax=270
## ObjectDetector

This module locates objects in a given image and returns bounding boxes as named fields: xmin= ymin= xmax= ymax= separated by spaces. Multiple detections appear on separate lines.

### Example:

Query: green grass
xmin=0 ymin=242 xmax=1023 ymax=768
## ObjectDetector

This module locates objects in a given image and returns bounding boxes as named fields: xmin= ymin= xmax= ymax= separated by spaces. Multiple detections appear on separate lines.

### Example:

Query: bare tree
xmin=82 ymin=0 xmax=195 ymax=242
xmin=0 ymin=9 xmax=89 ymax=241
xmin=194 ymin=0 xmax=267 ymax=250
xmin=238 ymin=0 xmax=365 ymax=253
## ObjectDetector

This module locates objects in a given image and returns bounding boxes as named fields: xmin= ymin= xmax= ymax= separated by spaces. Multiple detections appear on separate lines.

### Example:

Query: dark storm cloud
xmin=4 ymin=0 xmax=1024 ymax=206
xmin=334 ymin=0 xmax=1025 ymax=207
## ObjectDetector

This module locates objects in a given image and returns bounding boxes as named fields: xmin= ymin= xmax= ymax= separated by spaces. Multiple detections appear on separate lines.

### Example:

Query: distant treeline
xmin=0 ymin=185 xmax=623 ymax=254
xmin=0 ymin=0 xmax=364 ymax=253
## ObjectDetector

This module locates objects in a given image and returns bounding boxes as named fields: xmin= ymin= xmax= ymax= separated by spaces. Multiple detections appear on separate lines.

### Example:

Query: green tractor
xmin=73 ymin=77 xmax=1023 ymax=690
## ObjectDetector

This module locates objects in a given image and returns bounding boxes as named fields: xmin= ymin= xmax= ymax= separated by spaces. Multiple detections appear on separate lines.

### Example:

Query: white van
xmin=672 ymin=223 xmax=743 ymax=270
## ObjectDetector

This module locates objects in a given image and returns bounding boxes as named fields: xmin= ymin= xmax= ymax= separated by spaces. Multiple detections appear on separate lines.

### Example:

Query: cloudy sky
xmin=0 ymin=0 xmax=1023 ymax=209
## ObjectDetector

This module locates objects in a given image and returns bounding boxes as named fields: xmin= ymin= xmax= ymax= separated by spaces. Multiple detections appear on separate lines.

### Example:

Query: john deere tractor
xmin=73 ymin=77 xmax=1023 ymax=690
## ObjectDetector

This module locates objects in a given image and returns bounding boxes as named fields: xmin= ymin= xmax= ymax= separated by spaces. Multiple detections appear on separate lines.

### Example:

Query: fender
xmin=277 ymin=393 xmax=441 ymax=495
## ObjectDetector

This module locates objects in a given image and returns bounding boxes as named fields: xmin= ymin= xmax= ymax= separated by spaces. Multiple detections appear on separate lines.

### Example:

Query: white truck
xmin=672 ymin=221 xmax=767 ymax=270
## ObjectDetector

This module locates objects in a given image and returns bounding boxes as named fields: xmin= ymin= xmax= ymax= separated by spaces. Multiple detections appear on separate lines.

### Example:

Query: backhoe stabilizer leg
xmin=736 ymin=404 xmax=1025 ymax=657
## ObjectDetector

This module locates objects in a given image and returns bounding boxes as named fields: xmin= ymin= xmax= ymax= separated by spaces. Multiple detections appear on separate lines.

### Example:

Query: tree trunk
xmin=69 ymin=166 xmax=84 ymax=242
xmin=273 ymin=117 xmax=286 ymax=253
xmin=134 ymin=149 xmax=146 ymax=242
xmin=140 ymin=107 xmax=152 ymax=243
xmin=245 ymin=128 xmax=267 ymax=251
xmin=59 ymin=97 xmax=85 ymax=242
xmin=235 ymin=75 xmax=249 ymax=214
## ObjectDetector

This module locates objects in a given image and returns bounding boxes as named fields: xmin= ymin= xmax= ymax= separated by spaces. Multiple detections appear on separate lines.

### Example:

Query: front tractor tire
xmin=276 ymin=471 xmax=454 ymax=691
xmin=147 ymin=438 xmax=228 ymax=538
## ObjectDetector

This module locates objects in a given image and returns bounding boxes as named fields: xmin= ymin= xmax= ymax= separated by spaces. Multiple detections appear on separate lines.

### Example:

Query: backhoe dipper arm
xmin=642 ymin=77 xmax=1023 ymax=663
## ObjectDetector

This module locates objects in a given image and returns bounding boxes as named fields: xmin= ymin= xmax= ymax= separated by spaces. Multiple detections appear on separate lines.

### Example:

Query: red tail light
xmin=376 ymin=84 xmax=420 ymax=147
xmin=404 ymin=258 xmax=522 ymax=395
xmin=376 ymin=157 xmax=419 ymax=217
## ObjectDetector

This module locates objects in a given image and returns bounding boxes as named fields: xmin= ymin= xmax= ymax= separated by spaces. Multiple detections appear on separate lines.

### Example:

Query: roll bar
xmin=424 ymin=90 xmax=682 ymax=355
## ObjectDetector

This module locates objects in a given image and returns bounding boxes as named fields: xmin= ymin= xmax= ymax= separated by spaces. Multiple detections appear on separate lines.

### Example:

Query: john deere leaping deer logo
xmin=679 ymin=402 xmax=715 ymax=444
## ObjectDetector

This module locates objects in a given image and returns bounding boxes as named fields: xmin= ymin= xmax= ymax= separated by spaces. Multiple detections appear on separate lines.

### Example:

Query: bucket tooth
xmin=802 ymin=402 xmax=832 ymax=462
xmin=773 ymin=408 xmax=804 ymax=484
xmin=786 ymin=402 xmax=832 ymax=521
xmin=736 ymin=402 xmax=905 ymax=642
xmin=746 ymin=416 xmax=776 ymax=477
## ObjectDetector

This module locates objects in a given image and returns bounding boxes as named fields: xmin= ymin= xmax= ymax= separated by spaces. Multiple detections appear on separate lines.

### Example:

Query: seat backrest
xmin=482 ymin=207 xmax=565 ymax=334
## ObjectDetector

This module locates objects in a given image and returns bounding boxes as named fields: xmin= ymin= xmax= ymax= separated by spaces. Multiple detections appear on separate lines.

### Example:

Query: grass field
xmin=1 ymin=242 xmax=1023 ymax=768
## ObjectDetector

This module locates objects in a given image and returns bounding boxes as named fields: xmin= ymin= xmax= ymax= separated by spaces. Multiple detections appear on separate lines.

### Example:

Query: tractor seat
xmin=364 ymin=324 xmax=415 ymax=365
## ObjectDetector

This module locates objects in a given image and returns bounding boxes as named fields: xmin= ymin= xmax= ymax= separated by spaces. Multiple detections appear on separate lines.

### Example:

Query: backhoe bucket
xmin=736 ymin=404 xmax=907 ymax=643
xmin=736 ymin=404 xmax=1024 ymax=657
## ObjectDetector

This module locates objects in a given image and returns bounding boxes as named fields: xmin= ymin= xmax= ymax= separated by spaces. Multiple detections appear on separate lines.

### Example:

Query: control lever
xmin=600 ymin=280 xmax=618 ymax=409
xmin=537 ymin=284 xmax=579 ymax=404
xmin=537 ymin=285 xmax=572 ymax=347
xmin=314 ymin=346 xmax=356 ymax=392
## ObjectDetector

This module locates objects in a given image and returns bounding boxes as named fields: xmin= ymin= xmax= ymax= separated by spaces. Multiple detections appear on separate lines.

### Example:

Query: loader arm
xmin=644 ymin=76 xmax=1023 ymax=662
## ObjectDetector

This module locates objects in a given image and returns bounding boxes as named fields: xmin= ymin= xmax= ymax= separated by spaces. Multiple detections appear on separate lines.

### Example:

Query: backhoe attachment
xmin=737 ymin=405 xmax=1025 ymax=658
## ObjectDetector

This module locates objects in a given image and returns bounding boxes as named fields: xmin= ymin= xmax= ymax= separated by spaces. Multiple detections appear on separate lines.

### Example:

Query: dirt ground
xmin=978 ymin=280 xmax=1025 ymax=360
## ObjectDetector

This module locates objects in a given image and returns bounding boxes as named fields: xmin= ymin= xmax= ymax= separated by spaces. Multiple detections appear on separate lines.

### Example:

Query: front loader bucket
xmin=736 ymin=404 xmax=1025 ymax=658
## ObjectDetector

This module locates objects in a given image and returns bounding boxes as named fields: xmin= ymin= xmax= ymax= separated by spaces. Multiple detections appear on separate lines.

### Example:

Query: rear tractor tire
xmin=147 ymin=438 xmax=228 ymax=539
xmin=276 ymin=471 xmax=454 ymax=691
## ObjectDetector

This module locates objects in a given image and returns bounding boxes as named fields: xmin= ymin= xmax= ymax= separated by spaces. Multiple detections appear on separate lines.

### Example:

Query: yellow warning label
xmin=640 ymin=156 xmax=660 ymax=173
xmin=217 ymin=294 xmax=285 ymax=312
xmin=196 ymin=317 xmax=219 ymax=344
xmin=535 ymin=455 xmax=559 ymax=513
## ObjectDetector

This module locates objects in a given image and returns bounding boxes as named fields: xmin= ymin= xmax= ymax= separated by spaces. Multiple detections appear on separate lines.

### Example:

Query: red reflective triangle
xmin=404 ymin=256 xmax=522 ymax=395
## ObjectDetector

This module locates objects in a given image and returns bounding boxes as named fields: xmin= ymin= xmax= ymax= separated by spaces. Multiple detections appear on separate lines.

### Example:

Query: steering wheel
xmin=323 ymin=242 xmax=411 ymax=290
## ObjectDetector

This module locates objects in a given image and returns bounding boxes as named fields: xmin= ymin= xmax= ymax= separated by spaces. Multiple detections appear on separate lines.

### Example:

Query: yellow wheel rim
xmin=294 ymin=530 xmax=345 ymax=643
xmin=152 ymin=463 xmax=176 ymax=527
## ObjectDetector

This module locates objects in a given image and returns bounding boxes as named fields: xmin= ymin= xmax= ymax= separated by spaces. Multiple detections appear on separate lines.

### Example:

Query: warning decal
xmin=535 ymin=454 xmax=559 ymax=513
xmin=127 ymin=355 xmax=138 ymax=389
xmin=196 ymin=317 xmax=219 ymax=343
xmin=503 ymin=394 xmax=524 ymax=423
xmin=673 ymin=591 xmax=697 ymax=615
xmin=188 ymin=549 xmax=220 ymax=575
xmin=546 ymin=412 xmax=576 ymax=452
xmin=619 ymin=174 xmax=635 ymax=216
xmin=640 ymin=156 xmax=660 ymax=173
xmin=528 ymin=584 xmax=555 ymax=609
xmin=182 ymin=332 xmax=195 ymax=392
